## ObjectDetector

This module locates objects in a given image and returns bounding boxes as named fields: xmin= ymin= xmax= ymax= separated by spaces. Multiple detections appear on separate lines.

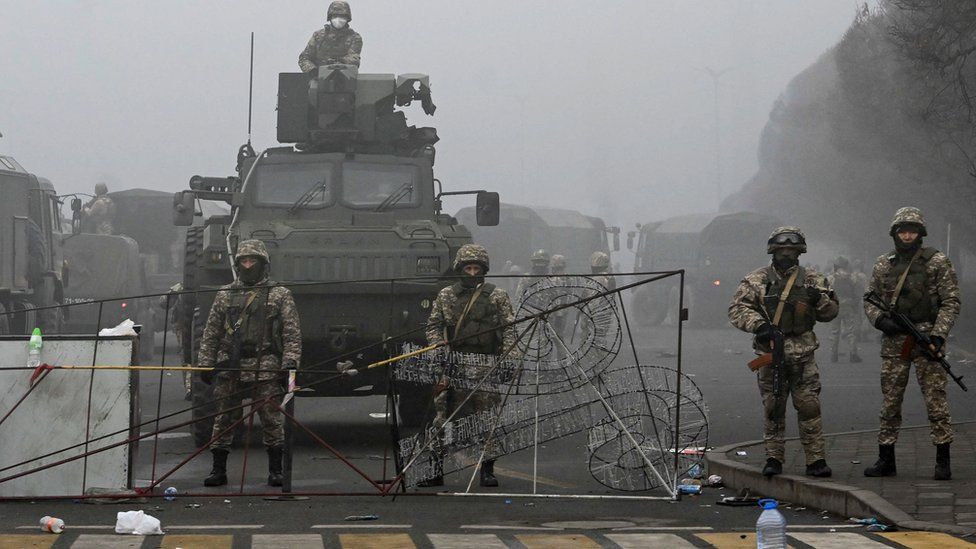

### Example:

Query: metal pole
xmin=82 ymin=301 xmax=104 ymax=495
xmin=672 ymin=270 xmax=686 ymax=499
xmin=282 ymin=370 xmax=296 ymax=494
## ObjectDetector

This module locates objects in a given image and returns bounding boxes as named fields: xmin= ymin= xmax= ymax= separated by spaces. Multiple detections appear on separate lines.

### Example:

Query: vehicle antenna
xmin=247 ymin=31 xmax=254 ymax=148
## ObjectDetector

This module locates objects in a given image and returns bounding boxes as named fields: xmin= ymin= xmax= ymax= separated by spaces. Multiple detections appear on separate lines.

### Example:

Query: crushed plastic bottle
xmin=756 ymin=498 xmax=787 ymax=549
xmin=27 ymin=328 xmax=43 ymax=370
xmin=164 ymin=487 xmax=178 ymax=501
xmin=39 ymin=516 xmax=64 ymax=534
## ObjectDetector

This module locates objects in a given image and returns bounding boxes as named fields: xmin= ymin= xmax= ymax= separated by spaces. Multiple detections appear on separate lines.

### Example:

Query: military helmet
xmin=550 ymin=254 xmax=567 ymax=269
xmin=530 ymin=249 xmax=550 ymax=264
xmin=833 ymin=256 xmax=850 ymax=270
xmin=889 ymin=206 xmax=927 ymax=237
xmin=590 ymin=251 xmax=610 ymax=269
xmin=453 ymin=243 xmax=489 ymax=273
xmin=94 ymin=183 xmax=108 ymax=196
xmin=235 ymin=239 xmax=270 ymax=265
xmin=328 ymin=0 xmax=352 ymax=21
xmin=766 ymin=226 xmax=807 ymax=254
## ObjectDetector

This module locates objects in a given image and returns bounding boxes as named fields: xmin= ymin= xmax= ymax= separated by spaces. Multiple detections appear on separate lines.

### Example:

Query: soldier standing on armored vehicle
xmin=828 ymin=256 xmax=862 ymax=363
xmin=197 ymin=240 xmax=302 ymax=488
xmin=729 ymin=227 xmax=838 ymax=478
xmin=422 ymin=244 xmax=516 ymax=488
xmin=862 ymin=207 xmax=960 ymax=481
xmin=82 ymin=183 xmax=116 ymax=235
xmin=299 ymin=1 xmax=363 ymax=72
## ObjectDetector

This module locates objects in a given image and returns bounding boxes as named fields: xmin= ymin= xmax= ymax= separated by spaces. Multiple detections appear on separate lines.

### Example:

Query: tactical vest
xmin=762 ymin=267 xmax=816 ymax=336
xmin=448 ymin=283 xmax=502 ymax=355
xmin=225 ymin=284 xmax=276 ymax=358
xmin=885 ymin=248 xmax=938 ymax=324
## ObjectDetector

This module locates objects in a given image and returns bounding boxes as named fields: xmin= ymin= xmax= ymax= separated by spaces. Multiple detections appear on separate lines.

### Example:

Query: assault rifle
xmin=747 ymin=323 xmax=786 ymax=397
xmin=864 ymin=292 xmax=967 ymax=392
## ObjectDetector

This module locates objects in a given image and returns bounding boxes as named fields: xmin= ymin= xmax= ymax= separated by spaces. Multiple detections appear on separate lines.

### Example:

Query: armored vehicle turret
xmin=175 ymin=66 xmax=498 ymax=442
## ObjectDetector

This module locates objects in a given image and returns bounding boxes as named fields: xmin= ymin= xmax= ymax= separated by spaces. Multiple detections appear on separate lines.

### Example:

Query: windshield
xmin=255 ymin=163 xmax=334 ymax=207
xmin=342 ymin=163 xmax=420 ymax=208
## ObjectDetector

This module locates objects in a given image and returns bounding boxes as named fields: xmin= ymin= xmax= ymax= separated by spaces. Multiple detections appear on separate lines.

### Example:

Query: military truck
xmin=174 ymin=65 xmax=498 ymax=443
xmin=0 ymin=155 xmax=66 ymax=334
xmin=456 ymin=203 xmax=619 ymax=274
xmin=628 ymin=211 xmax=781 ymax=326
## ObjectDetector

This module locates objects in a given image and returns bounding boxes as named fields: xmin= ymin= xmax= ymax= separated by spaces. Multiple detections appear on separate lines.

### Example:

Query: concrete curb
xmin=706 ymin=436 xmax=976 ymax=537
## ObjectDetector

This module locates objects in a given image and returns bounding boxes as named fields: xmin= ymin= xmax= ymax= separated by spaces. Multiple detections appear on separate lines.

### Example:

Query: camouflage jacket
xmin=426 ymin=282 xmax=517 ymax=356
xmin=729 ymin=264 xmax=839 ymax=360
xmin=863 ymin=248 xmax=960 ymax=357
xmin=298 ymin=26 xmax=363 ymax=72
xmin=83 ymin=196 xmax=115 ymax=235
xmin=828 ymin=268 xmax=859 ymax=313
xmin=198 ymin=278 xmax=302 ymax=381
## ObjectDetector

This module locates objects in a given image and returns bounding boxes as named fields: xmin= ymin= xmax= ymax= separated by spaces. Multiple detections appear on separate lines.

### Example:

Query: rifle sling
xmin=772 ymin=268 xmax=800 ymax=328
xmin=450 ymin=283 xmax=486 ymax=342
xmin=889 ymin=248 xmax=922 ymax=310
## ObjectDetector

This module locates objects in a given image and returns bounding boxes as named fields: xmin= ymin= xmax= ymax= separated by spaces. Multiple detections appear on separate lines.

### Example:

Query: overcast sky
xmin=0 ymin=1 xmax=858 ymax=228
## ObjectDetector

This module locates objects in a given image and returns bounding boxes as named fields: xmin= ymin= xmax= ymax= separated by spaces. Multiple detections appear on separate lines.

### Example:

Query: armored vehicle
xmin=0 ymin=155 xmax=66 ymax=334
xmin=629 ymin=211 xmax=781 ymax=326
xmin=456 ymin=203 xmax=619 ymax=274
xmin=174 ymin=65 xmax=498 ymax=442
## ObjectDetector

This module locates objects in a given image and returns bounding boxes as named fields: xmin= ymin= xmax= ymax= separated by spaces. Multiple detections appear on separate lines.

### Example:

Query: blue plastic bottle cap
xmin=758 ymin=498 xmax=778 ymax=510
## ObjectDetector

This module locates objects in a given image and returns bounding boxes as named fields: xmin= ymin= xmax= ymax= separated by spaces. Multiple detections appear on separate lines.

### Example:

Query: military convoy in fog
xmin=173 ymin=64 xmax=498 ymax=440
xmin=628 ymin=211 xmax=781 ymax=326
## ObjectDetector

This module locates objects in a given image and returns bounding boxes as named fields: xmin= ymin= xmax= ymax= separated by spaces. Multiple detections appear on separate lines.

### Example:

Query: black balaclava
xmin=238 ymin=258 xmax=266 ymax=286
xmin=772 ymin=249 xmax=800 ymax=273
xmin=893 ymin=224 xmax=923 ymax=255
xmin=460 ymin=263 xmax=485 ymax=289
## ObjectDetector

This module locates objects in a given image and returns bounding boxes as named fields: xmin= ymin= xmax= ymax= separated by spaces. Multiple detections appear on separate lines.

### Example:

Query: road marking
xmin=15 ymin=525 xmax=112 ymax=530
xmin=790 ymin=532 xmax=889 ymax=548
xmin=460 ymin=525 xmax=562 ymax=531
xmin=786 ymin=524 xmax=862 ymax=529
xmin=612 ymin=526 xmax=714 ymax=531
xmin=339 ymin=533 xmax=415 ymax=548
xmin=606 ymin=533 xmax=698 ymax=548
xmin=0 ymin=535 xmax=54 ymax=549
xmin=427 ymin=533 xmax=507 ymax=548
xmin=878 ymin=531 xmax=976 ymax=548
xmin=166 ymin=525 xmax=264 ymax=530
xmin=71 ymin=534 xmax=148 ymax=548
xmin=696 ymin=532 xmax=797 ymax=548
xmin=157 ymin=534 xmax=233 ymax=548
xmin=517 ymin=534 xmax=602 ymax=548
xmin=492 ymin=466 xmax=577 ymax=489
xmin=252 ymin=534 xmax=323 ymax=549
xmin=542 ymin=520 xmax=634 ymax=529
xmin=312 ymin=524 xmax=412 ymax=529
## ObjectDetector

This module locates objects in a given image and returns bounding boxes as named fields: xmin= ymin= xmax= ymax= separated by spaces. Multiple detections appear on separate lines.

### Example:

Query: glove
xmin=201 ymin=368 xmax=215 ymax=385
xmin=806 ymin=286 xmax=823 ymax=304
xmin=875 ymin=314 xmax=902 ymax=336
xmin=928 ymin=336 xmax=945 ymax=355
xmin=754 ymin=322 xmax=776 ymax=345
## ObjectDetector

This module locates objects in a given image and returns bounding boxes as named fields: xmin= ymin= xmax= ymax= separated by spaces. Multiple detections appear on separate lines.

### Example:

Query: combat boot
xmin=850 ymin=352 xmax=863 ymax=363
xmin=805 ymin=459 xmax=832 ymax=477
xmin=934 ymin=443 xmax=951 ymax=481
xmin=762 ymin=458 xmax=782 ymax=477
xmin=863 ymin=444 xmax=896 ymax=477
xmin=267 ymin=446 xmax=284 ymax=487
xmin=203 ymin=449 xmax=229 ymax=487
xmin=479 ymin=460 xmax=499 ymax=487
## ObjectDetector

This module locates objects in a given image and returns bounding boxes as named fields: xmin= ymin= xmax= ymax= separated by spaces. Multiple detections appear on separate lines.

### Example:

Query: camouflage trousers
xmin=757 ymin=354 xmax=825 ymax=464
xmin=432 ymin=370 xmax=503 ymax=460
xmin=210 ymin=374 xmax=284 ymax=451
xmin=878 ymin=355 xmax=952 ymax=445
xmin=829 ymin=308 xmax=859 ymax=355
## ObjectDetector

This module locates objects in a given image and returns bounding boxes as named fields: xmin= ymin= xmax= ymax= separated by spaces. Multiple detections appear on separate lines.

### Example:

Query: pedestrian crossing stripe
xmin=0 ymin=530 xmax=972 ymax=548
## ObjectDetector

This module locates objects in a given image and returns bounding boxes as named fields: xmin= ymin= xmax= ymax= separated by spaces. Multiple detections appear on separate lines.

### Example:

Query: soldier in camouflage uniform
xmin=851 ymin=259 xmax=869 ymax=342
xmin=862 ymin=207 xmax=960 ymax=481
xmin=589 ymin=251 xmax=615 ymax=291
xmin=82 ymin=183 xmax=116 ymax=235
xmin=828 ymin=256 xmax=862 ymax=363
xmin=298 ymin=1 xmax=363 ymax=72
xmin=514 ymin=249 xmax=550 ymax=304
xmin=422 ymin=244 xmax=517 ymax=487
xmin=729 ymin=227 xmax=839 ymax=478
xmin=197 ymin=240 xmax=302 ymax=488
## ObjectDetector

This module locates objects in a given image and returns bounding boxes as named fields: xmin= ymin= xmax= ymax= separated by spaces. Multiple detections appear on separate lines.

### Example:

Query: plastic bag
xmin=99 ymin=319 xmax=137 ymax=337
xmin=115 ymin=510 xmax=163 ymax=535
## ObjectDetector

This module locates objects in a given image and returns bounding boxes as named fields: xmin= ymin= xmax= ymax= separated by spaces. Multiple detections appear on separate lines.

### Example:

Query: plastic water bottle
xmin=39 ymin=516 xmax=64 ymax=534
xmin=164 ymin=486 xmax=178 ymax=501
xmin=756 ymin=498 xmax=787 ymax=549
xmin=27 ymin=328 xmax=42 ymax=369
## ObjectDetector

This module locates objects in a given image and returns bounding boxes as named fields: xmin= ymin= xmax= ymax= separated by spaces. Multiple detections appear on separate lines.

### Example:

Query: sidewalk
xmin=706 ymin=421 xmax=976 ymax=536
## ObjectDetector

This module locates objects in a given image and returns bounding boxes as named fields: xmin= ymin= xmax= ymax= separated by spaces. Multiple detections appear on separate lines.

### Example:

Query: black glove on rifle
xmin=755 ymin=322 xmax=777 ymax=346
xmin=875 ymin=314 xmax=902 ymax=336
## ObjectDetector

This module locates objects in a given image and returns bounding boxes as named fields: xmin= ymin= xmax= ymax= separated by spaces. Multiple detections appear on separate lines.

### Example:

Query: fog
xmin=0 ymin=1 xmax=857 ymax=227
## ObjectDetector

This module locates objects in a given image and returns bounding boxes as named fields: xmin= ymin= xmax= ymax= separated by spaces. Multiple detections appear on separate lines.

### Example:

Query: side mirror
xmin=475 ymin=191 xmax=500 ymax=226
xmin=70 ymin=198 xmax=83 ymax=235
xmin=612 ymin=232 xmax=621 ymax=252
xmin=70 ymin=198 xmax=82 ymax=213
xmin=173 ymin=191 xmax=195 ymax=227
xmin=627 ymin=231 xmax=636 ymax=251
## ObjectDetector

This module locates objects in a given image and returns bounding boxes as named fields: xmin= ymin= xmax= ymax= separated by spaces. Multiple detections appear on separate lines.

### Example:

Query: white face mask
xmin=330 ymin=17 xmax=348 ymax=29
